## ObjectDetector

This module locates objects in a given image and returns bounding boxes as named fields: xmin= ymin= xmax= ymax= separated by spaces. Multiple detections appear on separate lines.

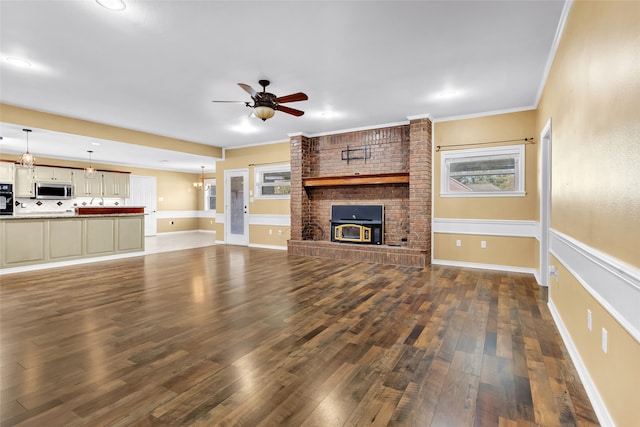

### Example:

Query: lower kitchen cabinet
xmin=0 ymin=215 xmax=144 ymax=268
xmin=3 ymin=219 xmax=46 ymax=264
xmin=86 ymin=218 xmax=116 ymax=255
xmin=49 ymin=219 xmax=83 ymax=260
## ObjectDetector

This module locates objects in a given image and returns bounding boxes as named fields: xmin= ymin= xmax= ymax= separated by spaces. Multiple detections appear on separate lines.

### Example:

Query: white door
xmin=224 ymin=169 xmax=249 ymax=246
xmin=128 ymin=175 xmax=157 ymax=236
xmin=540 ymin=119 xmax=552 ymax=286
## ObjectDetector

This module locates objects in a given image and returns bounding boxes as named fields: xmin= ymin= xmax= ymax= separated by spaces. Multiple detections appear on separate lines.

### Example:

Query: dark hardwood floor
xmin=0 ymin=246 xmax=599 ymax=426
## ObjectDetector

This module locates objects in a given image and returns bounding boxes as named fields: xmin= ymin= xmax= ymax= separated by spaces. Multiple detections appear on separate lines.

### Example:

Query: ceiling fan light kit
xmin=213 ymin=79 xmax=308 ymax=121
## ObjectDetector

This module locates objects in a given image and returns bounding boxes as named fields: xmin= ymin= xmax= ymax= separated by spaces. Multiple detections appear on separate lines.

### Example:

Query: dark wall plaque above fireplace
xmin=330 ymin=205 xmax=384 ymax=245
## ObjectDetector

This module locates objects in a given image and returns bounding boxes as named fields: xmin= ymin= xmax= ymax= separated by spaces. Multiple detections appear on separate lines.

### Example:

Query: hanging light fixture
xmin=193 ymin=166 xmax=211 ymax=190
xmin=19 ymin=129 xmax=36 ymax=168
xmin=85 ymin=150 xmax=97 ymax=179
xmin=253 ymin=105 xmax=275 ymax=121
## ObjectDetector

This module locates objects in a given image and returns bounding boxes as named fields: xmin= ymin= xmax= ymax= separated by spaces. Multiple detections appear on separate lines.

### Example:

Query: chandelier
xmin=193 ymin=166 xmax=211 ymax=190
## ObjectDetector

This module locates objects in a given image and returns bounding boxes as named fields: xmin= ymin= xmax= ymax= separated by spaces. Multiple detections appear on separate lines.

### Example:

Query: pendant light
xmin=193 ymin=166 xmax=211 ymax=190
xmin=19 ymin=129 xmax=36 ymax=168
xmin=85 ymin=150 xmax=96 ymax=179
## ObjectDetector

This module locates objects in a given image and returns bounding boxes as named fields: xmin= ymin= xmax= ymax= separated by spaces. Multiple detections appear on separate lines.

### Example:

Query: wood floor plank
xmin=0 ymin=246 xmax=600 ymax=426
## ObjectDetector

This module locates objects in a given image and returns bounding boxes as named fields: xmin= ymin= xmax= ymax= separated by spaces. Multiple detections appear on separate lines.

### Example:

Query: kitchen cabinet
xmin=0 ymin=163 xmax=15 ymax=184
xmin=2 ymin=219 xmax=46 ymax=265
xmin=102 ymin=172 xmax=130 ymax=198
xmin=14 ymin=167 xmax=35 ymax=197
xmin=72 ymin=170 xmax=103 ymax=197
xmin=49 ymin=219 xmax=83 ymax=260
xmin=35 ymin=166 xmax=73 ymax=183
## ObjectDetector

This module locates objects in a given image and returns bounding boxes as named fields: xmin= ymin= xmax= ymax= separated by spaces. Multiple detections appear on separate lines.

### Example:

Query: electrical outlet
xmin=481 ymin=240 xmax=487 ymax=248
xmin=587 ymin=309 xmax=592 ymax=331
xmin=268 ymin=229 xmax=272 ymax=235
xmin=601 ymin=328 xmax=608 ymax=354
xmin=456 ymin=240 xmax=462 ymax=247
xmin=278 ymin=229 xmax=283 ymax=235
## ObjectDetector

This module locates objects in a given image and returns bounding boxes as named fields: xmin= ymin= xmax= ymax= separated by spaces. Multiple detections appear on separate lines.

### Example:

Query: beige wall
xmin=537 ymin=2 xmax=639 ymax=268
xmin=432 ymin=110 xmax=538 ymax=269
xmin=536 ymin=2 xmax=640 ymax=426
xmin=434 ymin=110 xmax=538 ymax=220
xmin=214 ymin=142 xmax=291 ymax=245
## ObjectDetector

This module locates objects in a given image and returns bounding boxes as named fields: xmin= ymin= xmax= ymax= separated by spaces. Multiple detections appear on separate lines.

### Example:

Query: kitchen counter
xmin=1 ymin=212 xmax=145 ymax=269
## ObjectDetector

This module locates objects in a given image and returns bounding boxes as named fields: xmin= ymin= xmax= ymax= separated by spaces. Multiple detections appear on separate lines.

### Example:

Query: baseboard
xmin=249 ymin=243 xmax=288 ymax=251
xmin=431 ymin=259 xmax=538 ymax=278
xmin=547 ymin=300 xmax=613 ymax=427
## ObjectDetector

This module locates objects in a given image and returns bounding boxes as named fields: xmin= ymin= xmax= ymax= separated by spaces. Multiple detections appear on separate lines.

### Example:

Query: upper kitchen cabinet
xmin=35 ymin=166 xmax=73 ymax=183
xmin=102 ymin=172 xmax=130 ymax=198
xmin=72 ymin=170 xmax=103 ymax=198
xmin=0 ymin=162 xmax=15 ymax=184
xmin=14 ymin=167 xmax=35 ymax=197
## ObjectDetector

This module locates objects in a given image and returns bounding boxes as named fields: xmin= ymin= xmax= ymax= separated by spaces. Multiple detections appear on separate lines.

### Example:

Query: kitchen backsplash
xmin=14 ymin=197 xmax=126 ymax=215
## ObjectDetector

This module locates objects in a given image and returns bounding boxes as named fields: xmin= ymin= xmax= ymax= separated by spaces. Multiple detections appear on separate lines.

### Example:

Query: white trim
xmin=213 ymin=213 xmax=289 ymax=226
xmin=432 ymin=259 xmax=537 ymax=277
xmin=550 ymin=229 xmax=640 ymax=343
xmin=249 ymin=214 xmax=291 ymax=226
xmin=432 ymin=218 xmax=538 ymax=238
xmin=249 ymin=243 xmax=287 ymax=251
xmin=431 ymin=106 xmax=536 ymax=124
xmin=534 ymin=0 xmax=574 ymax=107
xmin=539 ymin=119 xmax=552 ymax=287
xmin=155 ymin=210 xmax=209 ymax=219
xmin=548 ymin=300 xmax=613 ymax=427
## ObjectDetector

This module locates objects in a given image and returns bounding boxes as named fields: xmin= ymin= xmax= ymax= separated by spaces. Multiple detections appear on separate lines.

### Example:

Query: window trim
xmin=440 ymin=144 xmax=526 ymax=198
xmin=254 ymin=164 xmax=291 ymax=199
xmin=204 ymin=178 xmax=216 ymax=211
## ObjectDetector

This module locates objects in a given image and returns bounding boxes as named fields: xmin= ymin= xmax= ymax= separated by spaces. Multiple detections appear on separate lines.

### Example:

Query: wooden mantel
xmin=303 ymin=172 xmax=409 ymax=187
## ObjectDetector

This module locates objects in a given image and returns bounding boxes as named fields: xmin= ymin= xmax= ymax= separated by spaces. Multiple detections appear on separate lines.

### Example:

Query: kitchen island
xmin=0 ymin=208 xmax=145 ymax=270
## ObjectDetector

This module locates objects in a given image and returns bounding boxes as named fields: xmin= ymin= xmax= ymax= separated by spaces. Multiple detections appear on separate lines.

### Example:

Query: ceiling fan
xmin=212 ymin=80 xmax=308 ymax=121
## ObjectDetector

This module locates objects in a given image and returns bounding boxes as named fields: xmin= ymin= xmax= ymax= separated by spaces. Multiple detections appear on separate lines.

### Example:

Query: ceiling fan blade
xmin=276 ymin=105 xmax=305 ymax=117
xmin=275 ymin=92 xmax=308 ymax=104
xmin=238 ymin=83 xmax=257 ymax=97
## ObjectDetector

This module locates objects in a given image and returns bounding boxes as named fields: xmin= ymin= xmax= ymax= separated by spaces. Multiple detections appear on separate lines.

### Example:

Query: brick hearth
xmin=288 ymin=117 xmax=432 ymax=267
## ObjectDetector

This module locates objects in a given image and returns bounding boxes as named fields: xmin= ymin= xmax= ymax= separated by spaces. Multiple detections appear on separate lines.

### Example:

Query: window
xmin=440 ymin=145 xmax=525 ymax=197
xmin=205 ymin=179 xmax=216 ymax=210
xmin=255 ymin=165 xmax=291 ymax=198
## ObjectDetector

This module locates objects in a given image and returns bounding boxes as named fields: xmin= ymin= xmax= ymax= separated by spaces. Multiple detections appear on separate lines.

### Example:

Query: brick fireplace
xmin=288 ymin=116 xmax=432 ymax=267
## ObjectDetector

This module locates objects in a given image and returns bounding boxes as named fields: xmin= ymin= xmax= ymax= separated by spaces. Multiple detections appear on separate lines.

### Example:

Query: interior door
xmin=128 ymin=175 xmax=157 ymax=236
xmin=224 ymin=169 xmax=249 ymax=246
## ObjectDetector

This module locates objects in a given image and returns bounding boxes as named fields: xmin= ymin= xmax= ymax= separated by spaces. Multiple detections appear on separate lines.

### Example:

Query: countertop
xmin=1 ymin=213 xmax=145 ymax=220
xmin=1 ymin=206 xmax=146 ymax=220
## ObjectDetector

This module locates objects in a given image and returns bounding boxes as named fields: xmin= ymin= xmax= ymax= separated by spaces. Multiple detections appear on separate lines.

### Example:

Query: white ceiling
xmin=0 ymin=0 xmax=567 ymax=173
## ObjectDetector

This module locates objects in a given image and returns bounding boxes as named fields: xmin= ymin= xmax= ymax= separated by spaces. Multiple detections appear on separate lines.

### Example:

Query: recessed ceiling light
xmin=321 ymin=111 xmax=336 ymax=119
xmin=96 ymin=0 xmax=126 ymax=11
xmin=91 ymin=142 xmax=101 ymax=146
xmin=438 ymin=90 xmax=458 ymax=99
xmin=5 ymin=57 xmax=32 ymax=68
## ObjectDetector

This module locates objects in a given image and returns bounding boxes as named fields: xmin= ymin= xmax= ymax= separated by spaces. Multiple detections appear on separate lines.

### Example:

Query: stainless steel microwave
xmin=34 ymin=182 xmax=73 ymax=200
